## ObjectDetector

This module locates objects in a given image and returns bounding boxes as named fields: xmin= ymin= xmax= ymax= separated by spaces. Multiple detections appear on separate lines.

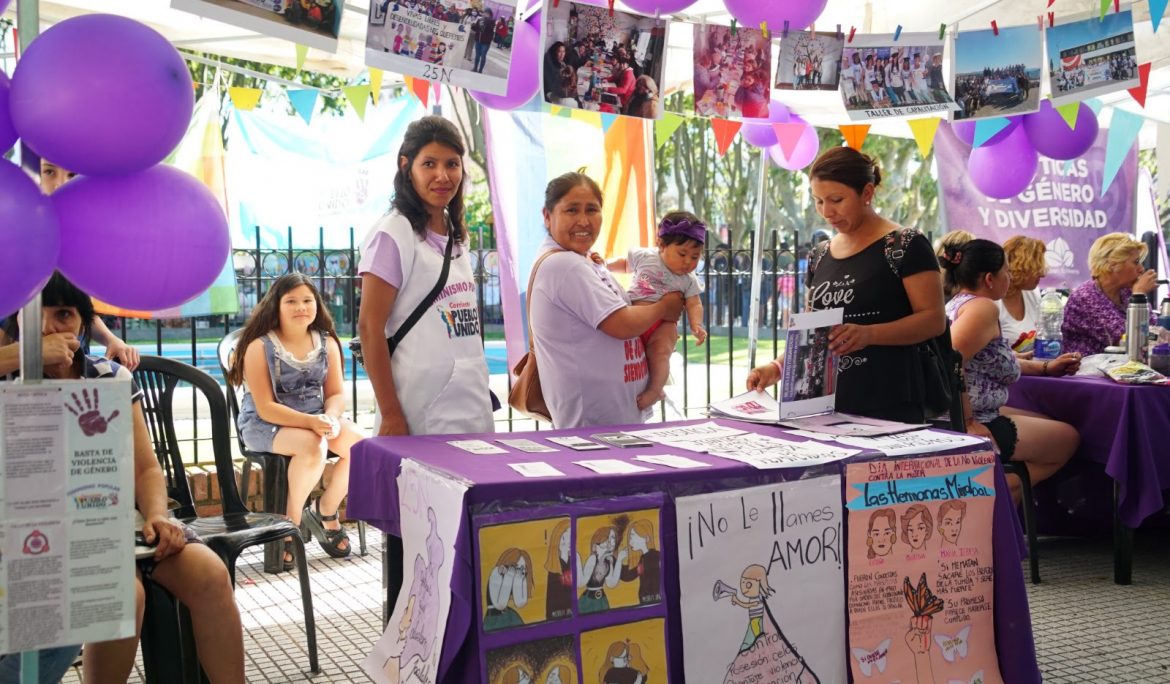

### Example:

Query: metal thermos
xmin=1160 ymin=297 xmax=1170 ymax=318
xmin=1126 ymin=293 xmax=1150 ymax=364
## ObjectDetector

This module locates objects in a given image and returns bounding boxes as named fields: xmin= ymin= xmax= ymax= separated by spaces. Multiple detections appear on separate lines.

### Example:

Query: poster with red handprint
xmin=844 ymin=451 xmax=1003 ymax=684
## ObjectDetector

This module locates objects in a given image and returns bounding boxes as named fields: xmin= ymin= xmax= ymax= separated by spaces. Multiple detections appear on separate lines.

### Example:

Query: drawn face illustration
xmin=515 ymin=556 xmax=527 ymax=575
xmin=739 ymin=575 xmax=759 ymax=598
xmin=612 ymin=648 xmax=629 ymax=668
xmin=544 ymin=667 xmax=563 ymax=684
xmin=628 ymin=530 xmax=646 ymax=552
xmin=906 ymin=511 xmax=929 ymax=550
xmin=940 ymin=510 xmax=963 ymax=545
xmin=869 ymin=518 xmax=895 ymax=556
xmin=559 ymin=529 xmax=571 ymax=561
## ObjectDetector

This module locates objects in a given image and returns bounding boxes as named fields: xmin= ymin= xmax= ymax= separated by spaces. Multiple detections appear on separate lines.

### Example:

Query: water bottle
xmin=1126 ymin=293 xmax=1150 ymax=364
xmin=1034 ymin=289 xmax=1064 ymax=360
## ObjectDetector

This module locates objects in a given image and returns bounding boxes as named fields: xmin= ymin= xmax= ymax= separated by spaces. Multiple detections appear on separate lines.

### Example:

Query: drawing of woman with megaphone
xmin=714 ymin=564 xmax=820 ymax=683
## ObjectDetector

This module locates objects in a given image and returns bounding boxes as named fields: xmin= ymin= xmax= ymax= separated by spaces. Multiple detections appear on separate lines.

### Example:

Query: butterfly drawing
xmin=851 ymin=639 xmax=891 ymax=677
xmin=948 ymin=669 xmax=985 ymax=684
xmin=935 ymin=625 xmax=971 ymax=662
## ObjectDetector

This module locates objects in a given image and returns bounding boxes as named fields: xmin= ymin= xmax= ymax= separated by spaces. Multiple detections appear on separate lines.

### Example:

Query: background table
xmin=349 ymin=419 xmax=1040 ymax=684
xmin=1007 ymin=375 xmax=1170 ymax=583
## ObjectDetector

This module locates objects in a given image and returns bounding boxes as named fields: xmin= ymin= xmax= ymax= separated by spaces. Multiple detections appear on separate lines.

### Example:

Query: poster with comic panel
xmin=675 ymin=476 xmax=845 ymax=684
xmin=477 ymin=513 xmax=575 ymax=633
xmin=486 ymin=634 xmax=578 ymax=684
xmin=574 ymin=504 xmax=663 ymax=616
xmin=845 ymin=451 xmax=1003 ymax=684
xmin=580 ymin=618 xmax=668 ymax=684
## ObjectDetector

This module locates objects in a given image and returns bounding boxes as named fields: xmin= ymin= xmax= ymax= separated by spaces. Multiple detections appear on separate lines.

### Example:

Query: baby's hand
xmin=691 ymin=324 xmax=707 ymax=346
xmin=589 ymin=251 xmax=605 ymax=265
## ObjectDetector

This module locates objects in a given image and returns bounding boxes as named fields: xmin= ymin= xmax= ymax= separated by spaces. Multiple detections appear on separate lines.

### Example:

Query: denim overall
xmin=237 ymin=332 xmax=327 ymax=452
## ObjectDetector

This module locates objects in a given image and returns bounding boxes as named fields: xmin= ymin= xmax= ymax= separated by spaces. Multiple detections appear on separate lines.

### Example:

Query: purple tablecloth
xmin=348 ymin=419 xmax=1040 ymax=684
xmin=1007 ymin=375 xmax=1170 ymax=528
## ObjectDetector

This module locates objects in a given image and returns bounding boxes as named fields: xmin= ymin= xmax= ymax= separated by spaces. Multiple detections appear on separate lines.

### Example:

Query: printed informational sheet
xmin=172 ymin=0 xmax=342 ymax=53
xmin=627 ymin=421 xmax=747 ymax=443
xmin=573 ymin=459 xmax=652 ymax=475
xmin=449 ymin=439 xmax=508 ymax=455
xmin=835 ymin=430 xmax=988 ymax=456
xmin=363 ymin=460 xmax=469 ymax=683
xmin=781 ymin=309 xmax=843 ymax=419
xmin=640 ymin=429 xmax=859 ymax=470
xmin=845 ymin=452 xmax=1003 ymax=684
xmin=840 ymin=32 xmax=960 ymax=121
xmin=779 ymin=412 xmax=927 ymax=438
xmin=675 ymin=477 xmax=846 ymax=684
xmin=0 ymin=380 xmax=136 ymax=655
xmin=497 ymin=438 xmax=559 ymax=453
xmin=708 ymin=390 xmax=780 ymax=424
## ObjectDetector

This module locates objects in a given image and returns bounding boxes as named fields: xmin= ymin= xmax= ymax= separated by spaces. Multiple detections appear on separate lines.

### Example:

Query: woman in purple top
xmin=1062 ymin=232 xmax=1158 ymax=356
xmin=943 ymin=240 xmax=1080 ymax=503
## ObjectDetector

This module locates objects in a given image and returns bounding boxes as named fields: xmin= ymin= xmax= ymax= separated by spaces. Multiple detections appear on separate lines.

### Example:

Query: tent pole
xmin=746 ymin=146 xmax=768 ymax=370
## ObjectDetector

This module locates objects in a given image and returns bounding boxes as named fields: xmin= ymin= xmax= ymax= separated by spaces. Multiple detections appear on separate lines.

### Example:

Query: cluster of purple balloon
xmin=741 ymin=100 xmax=820 ymax=170
xmin=0 ymin=14 xmax=230 ymax=317
xmin=953 ymin=100 xmax=1099 ymax=200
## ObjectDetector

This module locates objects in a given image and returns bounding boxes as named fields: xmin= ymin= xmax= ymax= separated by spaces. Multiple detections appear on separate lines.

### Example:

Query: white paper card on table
xmin=627 ymin=421 xmax=748 ymax=444
xmin=779 ymin=411 xmax=927 ymax=437
xmin=573 ymin=459 xmax=653 ymax=475
xmin=496 ymin=438 xmax=559 ymax=453
xmin=508 ymin=462 xmax=566 ymax=478
xmin=701 ymin=433 xmax=860 ymax=469
xmin=447 ymin=439 xmax=508 ymax=455
xmin=784 ymin=429 xmax=839 ymax=441
xmin=632 ymin=454 xmax=712 ymax=469
xmin=707 ymin=390 xmax=780 ymax=424
xmin=834 ymin=429 xmax=988 ymax=456
xmin=546 ymin=436 xmax=608 ymax=451
xmin=780 ymin=308 xmax=844 ymax=420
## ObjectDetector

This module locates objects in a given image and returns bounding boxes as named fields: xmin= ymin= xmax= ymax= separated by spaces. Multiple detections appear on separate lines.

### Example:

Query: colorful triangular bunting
xmin=600 ymin=112 xmax=618 ymax=134
xmin=1152 ymin=0 xmax=1168 ymax=32
xmin=1084 ymin=98 xmax=1105 ymax=116
xmin=295 ymin=44 xmax=308 ymax=71
xmin=839 ymin=124 xmax=870 ymax=150
xmin=1127 ymin=63 xmax=1151 ymax=108
xmin=344 ymin=84 xmax=372 ymax=120
xmin=432 ymin=81 xmax=442 ymax=105
xmin=1099 ymin=0 xmax=1109 ymax=19
xmin=772 ymin=122 xmax=806 ymax=161
xmin=549 ymin=104 xmax=563 ymax=117
xmin=1055 ymin=102 xmax=1081 ymax=129
xmin=907 ymin=118 xmax=943 ymax=158
xmin=228 ymin=87 xmax=262 ymax=111
xmin=710 ymin=118 xmax=742 ymax=157
xmin=973 ymin=117 xmax=1012 ymax=147
xmin=654 ymin=113 xmax=684 ymax=149
xmin=573 ymin=110 xmax=602 ymax=127
xmin=370 ymin=68 xmax=383 ymax=105
xmin=287 ymin=89 xmax=318 ymax=125
xmin=1102 ymin=108 xmax=1143 ymax=195
xmin=404 ymin=76 xmax=429 ymax=108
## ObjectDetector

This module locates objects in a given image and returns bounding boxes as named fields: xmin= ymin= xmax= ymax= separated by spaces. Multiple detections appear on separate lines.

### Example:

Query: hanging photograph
xmin=575 ymin=507 xmax=663 ymax=614
xmin=366 ymin=0 xmax=521 ymax=95
xmin=580 ymin=618 xmax=669 ymax=684
xmin=952 ymin=25 xmax=1043 ymax=121
xmin=775 ymin=29 xmax=844 ymax=92
xmin=692 ymin=23 xmax=772 ymax=118
xmin=1045 ymin=9 xmax=1139 ymax=106
xmin=172 ymin=0 xmax=342 ymax=53
xmin=542 ymin=0 xmax=669 ymax=118
xmin=840 ymin=32 xmax=959 ymax=121
xmin=485 ymin=635 xmax=579 ymax=684
xmin=476 ymin=516 xmax=574 ymax=632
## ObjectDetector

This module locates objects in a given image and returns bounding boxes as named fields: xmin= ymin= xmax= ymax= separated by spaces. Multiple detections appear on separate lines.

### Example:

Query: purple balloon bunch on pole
xmin=0 ymin=14 xmax=230 ymax=314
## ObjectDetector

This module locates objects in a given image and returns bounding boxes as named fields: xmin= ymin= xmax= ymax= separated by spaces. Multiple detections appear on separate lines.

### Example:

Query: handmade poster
xmin=172 ymin=0 xmax=342 ymax=52
xmin=840 ymin=32 xmax=959 ymax=120
xmin=485 ymin=635 xmax=579 ymax=684
xmin=0 ymin=379 xmax=135 ymax=654
xmin=580 ymin=618 xmax=669 ymax=684
xmin=951 ymin=25 xmax=1042 ymax=121
xmin=781 ymin=309 xmax=843 ymax=419
xmin=477 ymin=515 xmax=574 ymax=631
xmin=542 ymin=0 xmax=669 ymax=118
xmin=675 ymin=477 xmax=846 ymax=684
xmin=693 ymin=23 xmax=772 ymax=118
xmin=366 ymin=0 xmax=520 ymax=95
xmin=845 ymin=451 xmax=1003 ymax=684
xmin=363 ymin=460 xmax=468 ymax=683
xmin=708 ymin=390 xmax=780 ymax=424
xmin=776 ymin=29 xmax=844 ymax=91
xmin=935 ymin=121 xmax=1138 ymax=290
xmin=1046 ymin=9 xmax=1139 ymax=106
xmin=575 ymin=507 xmax=663 ymax=613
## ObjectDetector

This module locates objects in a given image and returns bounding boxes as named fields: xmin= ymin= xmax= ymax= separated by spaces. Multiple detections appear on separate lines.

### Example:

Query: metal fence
xmin=110 ymin=227 xmax=807 ymax=466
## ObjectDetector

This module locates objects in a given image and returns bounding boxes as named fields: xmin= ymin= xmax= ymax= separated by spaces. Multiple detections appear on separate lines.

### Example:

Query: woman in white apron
xmin=357 ymin=116 xmax=494 ymax=436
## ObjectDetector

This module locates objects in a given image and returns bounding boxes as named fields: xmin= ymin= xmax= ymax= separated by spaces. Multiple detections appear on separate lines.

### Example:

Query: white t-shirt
xmin=529 ymin=238 xmax=649 ymax=428
xmin=997 ymin=289 xmax=1041 ymax=353
xmin=625 ymin=248 xmax=703 ymax=303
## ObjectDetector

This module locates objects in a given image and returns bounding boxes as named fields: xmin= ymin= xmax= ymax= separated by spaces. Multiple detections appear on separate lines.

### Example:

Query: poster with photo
xmin=477 ymin=515 xmax=573 ymax=632
xmin=542 ymin=0 xmax=669 ymax=118
xmin=693 ymin=23 xmax=772 ymax=118
xmin=775 ymin=30 xmax=844 ymax=92
xmin=840 ymin=32 xmax=959 ymax=121
xmin=781 ymin=308 xmax=843 ymax=419
xmin=845 ymin=451 xmax=1003 ymax=684
xmin=366 ymin=0 xmax=520 ymax=95
xmin=172 ymin=0 xmax=342 ymax=53
xmin=1045 ymin=9 xmax=1139 ymax=106
xmin=675 ymin=477 xmax=846 ymax=684
xmin=952 ymin=25 xmax=1042 ymax=121
xmin=580 ymin=618 xmax=669 ymax=684
xmin=485 ymin=635 xmax=579 ymax=684
xmin=575 ymin=507 xmax=663 ymax=614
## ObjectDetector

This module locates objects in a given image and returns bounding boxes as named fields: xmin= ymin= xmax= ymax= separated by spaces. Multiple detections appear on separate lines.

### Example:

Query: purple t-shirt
xmin=625 ymin=247 xmax=702 ymax=303
xmin=357 ymin=211 xmax=464 ymax=290
xmin=1061 ymin=280 xmax=1152 ymax=356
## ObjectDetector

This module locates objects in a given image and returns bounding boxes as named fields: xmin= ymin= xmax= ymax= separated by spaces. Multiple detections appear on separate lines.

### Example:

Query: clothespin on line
xmin=893 ymin=24 xmax=903 ymax=41
xmin=938 ymin=23 xmax=946 ymax=39
xmin=836 ymin=24 xmax=843 ymax=39
xmin=847 ymin=26 xmax=856 ymax=43
xmin=730 ymin=18 xmax=737 ymax=36
xmin=782 ymin=20 xmax=789 ymax=38
xmin=810 ymin=23 xmax=816 ymax=39
xmin=1049 ymin=11 xmax=1055 ymax=27
xmin=607 ymin=0 xmax=614 ymax=17
xmin=761 ymin=21 xmax=769 ymax=40
xmin=991 ymin=20 xmax=999 ymax=35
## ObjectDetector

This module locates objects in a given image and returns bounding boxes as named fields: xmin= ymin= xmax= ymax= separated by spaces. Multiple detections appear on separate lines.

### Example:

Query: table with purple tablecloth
xmin=348 ymin=419 xmax=1040 ymax=684
xmin=1007 ymin=375 xmax=1170 ymax=582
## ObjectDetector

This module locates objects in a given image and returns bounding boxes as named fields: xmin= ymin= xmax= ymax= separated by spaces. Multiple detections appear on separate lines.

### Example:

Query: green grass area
xmin=681 ymin=333 xmax=785 ymax=367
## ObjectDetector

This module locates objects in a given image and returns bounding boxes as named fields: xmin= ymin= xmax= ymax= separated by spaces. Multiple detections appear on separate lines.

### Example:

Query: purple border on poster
xmin=935 ymin=122 xmax=1138 ymax=289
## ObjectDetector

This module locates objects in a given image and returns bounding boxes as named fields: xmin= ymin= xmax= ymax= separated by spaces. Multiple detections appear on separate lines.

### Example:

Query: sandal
xmin=282 ymin=538 xmax=296 ymax=571
xmin=302 ymin=499 xmax=351 ymax=559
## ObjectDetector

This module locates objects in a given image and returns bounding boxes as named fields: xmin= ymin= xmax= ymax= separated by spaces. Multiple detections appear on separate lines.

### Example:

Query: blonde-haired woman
xmin=997 ymin=236 xmax=1047 ymax=355
xmin=600 ymin=641 xmax=650 ymax=684
xmin=620 ymin=520 xmax=661 ymax=605
xmin=545 ymin=519 xmax=573 ymax=620
xmin=484 ymin=548 xmax=535 ymax=631
xmin=935 ymin=230 xmax=974 ymax=300
xmin=1062 ymin=232 xmax=1157 ymax=355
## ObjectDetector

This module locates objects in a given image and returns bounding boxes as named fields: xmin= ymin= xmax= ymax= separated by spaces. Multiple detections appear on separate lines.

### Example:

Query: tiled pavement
xmin=63 ymin=526 xmax=1170 ymax=683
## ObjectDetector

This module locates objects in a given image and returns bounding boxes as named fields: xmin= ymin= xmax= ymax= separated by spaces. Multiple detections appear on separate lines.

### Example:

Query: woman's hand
xmin=657 ymin=292 xmax=685 ymax=322
xmin=965 ymin=419 xmax=998 ymax=452
xmin=378 ymin=411 xmax=410 ymax=437
xmin=103 ymin=338 xmax=140 ymax=371
xmin=691 ymin=323 xmax=707 ymax=346
xmin=828 ymin=323 xmax=873 ymax=355
xmin=143 ymin=514 xmax=187 ymax=561
xmin=42 ymin=332 xmax=80 ymax=367
xmin=1047 ymin=352 xmax=1081 ymax=376
xmin=746 ymin=358 xmax=782 ymax=392
xmin=1134 ymin=269 xmax=1158 ymax=296
xmin=307 ymin=414 xmax=334 ymax=437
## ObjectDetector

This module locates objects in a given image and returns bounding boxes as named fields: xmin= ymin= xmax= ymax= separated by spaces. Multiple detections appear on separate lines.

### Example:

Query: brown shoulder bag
xmin=507 ymin=249 xmax=562 ymax=423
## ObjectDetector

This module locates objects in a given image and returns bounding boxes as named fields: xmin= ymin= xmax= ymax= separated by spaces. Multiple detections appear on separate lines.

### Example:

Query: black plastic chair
xmin=217 ymin=329 xmax=366 ymax=574
xmin=133 ymin=355 xmax=319 ymax=673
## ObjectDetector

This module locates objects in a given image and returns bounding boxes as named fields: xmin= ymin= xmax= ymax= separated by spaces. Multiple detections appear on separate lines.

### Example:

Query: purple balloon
xmin=0 ymin=70 xmax=16 ymax=154
xmin=54 ymin=165 xmax=229 ymax=311
xmin=723 ymin=0 xmax=827 ymax=31
xmin=0 ymin=160 xmax=60 ymax=318
xmin=741 ymin=101 xmax=792 ymax=149
xmin=622 ymin=0 xmax=698 ymax=12
xmin=1022 ymin=99 xmax=1099 ymax=160
xmin=471 ymin=11 xmax=541 ymax=110
xmin=767 ymin=115 xmax=820 ymax=171
xmin=967 ymin=125 xmax=1039 ymax=200
xmin=951 ymin=116 xmax=1020 ymax=148
xmin=9 ymin=14 xmax=194 ymax=177
xmin=0 ymin=0 xmax=10 ymax=13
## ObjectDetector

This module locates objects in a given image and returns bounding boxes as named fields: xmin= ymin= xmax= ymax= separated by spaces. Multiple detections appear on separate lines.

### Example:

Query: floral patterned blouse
xmin=1061 ymin=280 xmax=1146 ymax=356
xmin=946 ymin=293 xmax=1021 ymax=424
